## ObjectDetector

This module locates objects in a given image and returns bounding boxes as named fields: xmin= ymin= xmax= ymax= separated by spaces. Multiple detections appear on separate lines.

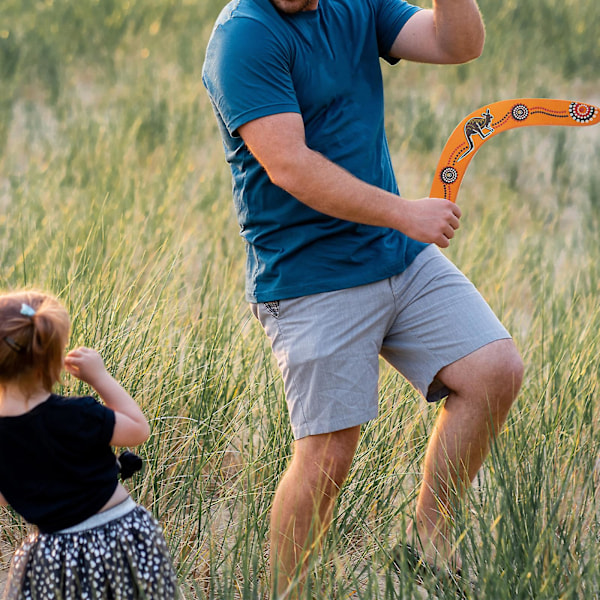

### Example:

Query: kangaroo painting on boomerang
xmin=456 ymin=107 xmax=494 ymax=162
xmin=431 ymin=99 xmax=599 ymax=203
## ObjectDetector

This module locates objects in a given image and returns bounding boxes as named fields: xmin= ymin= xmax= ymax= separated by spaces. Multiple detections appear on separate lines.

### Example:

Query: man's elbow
xmin=259 ymin=144 xmax=319 ymax=197
xmin=459 ymin=27 xmax=485 ymax=62
xmin=442 ymin=22 xmax=485 ymax=64
xmin=466 ymin=35 xmax=485 ymax=61
xmin=458 ymin=47 xmax=483 ymax=64
xmin=445 ymin=41 xmax=483 ymax=64
xmin=264 ymin=157 xmax=305 ymax=195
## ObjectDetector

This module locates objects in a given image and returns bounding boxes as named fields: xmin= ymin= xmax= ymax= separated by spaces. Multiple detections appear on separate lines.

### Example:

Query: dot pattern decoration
xmin=440 ymin=166 xmax=458 ymax=184
xmin=569 ymin=102 xmax=596 ymax=123
xmin=511 ymin=104 xmax=529 ymax=121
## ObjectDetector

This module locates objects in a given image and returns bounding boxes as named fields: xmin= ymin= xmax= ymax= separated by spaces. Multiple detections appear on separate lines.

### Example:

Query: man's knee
xmin=507 ymin=343 xmax=524 ymax=387
xmin=440 ymin=338 xmax=523 ymax=407
xmin=491 ymin=339 xmax=524 ymax=403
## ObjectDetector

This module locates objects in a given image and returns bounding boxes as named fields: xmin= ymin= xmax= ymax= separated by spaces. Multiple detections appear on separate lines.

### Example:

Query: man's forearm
xmin=271 ymin=145 xmax=413 ymax=231
xmin=272 ymin=146 xmax=461 ymax=248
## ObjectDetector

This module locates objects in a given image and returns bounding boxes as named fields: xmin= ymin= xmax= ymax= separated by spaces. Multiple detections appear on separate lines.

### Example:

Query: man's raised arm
xmin=390 ymin=0 xmax=485 ymax=64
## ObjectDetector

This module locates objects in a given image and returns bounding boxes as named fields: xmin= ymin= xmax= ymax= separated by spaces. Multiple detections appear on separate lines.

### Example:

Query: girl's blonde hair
xmin=0 ymin=290 xmax=70 ymax=392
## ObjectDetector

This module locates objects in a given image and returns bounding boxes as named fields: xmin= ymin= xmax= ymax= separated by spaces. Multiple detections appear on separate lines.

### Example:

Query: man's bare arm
xmin=390 ymin=1 xmax=485 ymax=64
xmin=238 ymin=112 xmax=460 ymax=248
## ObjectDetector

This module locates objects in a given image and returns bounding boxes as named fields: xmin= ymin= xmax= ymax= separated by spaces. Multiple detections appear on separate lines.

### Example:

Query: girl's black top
xmin=0 ymin=394 xmax=118 ymax=533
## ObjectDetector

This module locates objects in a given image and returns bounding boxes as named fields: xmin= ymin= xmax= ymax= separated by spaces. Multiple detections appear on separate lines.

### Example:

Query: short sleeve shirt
xmin=203 ymin=0 xmax=427 ymax=302
xmin=0 ymin=395 xmax=118 ymax=533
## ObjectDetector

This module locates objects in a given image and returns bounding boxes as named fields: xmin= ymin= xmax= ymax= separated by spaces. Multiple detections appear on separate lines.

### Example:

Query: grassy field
xmin=1 ymin=0 xmax=599 ymax=598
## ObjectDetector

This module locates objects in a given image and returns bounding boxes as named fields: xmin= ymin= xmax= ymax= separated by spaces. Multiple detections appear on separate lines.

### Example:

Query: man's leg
xmin=271 ymin=425 xmax=361 ymax=598
xmin=408 ymin=338 xmax=524 ymax=566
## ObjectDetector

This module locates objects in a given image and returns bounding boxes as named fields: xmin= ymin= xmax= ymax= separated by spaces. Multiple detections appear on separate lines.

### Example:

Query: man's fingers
xmin=436 ymin=234 xmax=450 ymax=248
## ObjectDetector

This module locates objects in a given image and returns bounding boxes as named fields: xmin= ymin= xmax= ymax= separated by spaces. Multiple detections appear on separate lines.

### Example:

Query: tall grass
xmin=1 ymin=0 xmax=600 ymax=598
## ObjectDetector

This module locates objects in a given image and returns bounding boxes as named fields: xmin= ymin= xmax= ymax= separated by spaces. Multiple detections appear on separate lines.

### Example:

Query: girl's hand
xmin=65 ymin=346 xmax=150 ymax=447
xmin=64 ymin=346 xmax=109 ymax=387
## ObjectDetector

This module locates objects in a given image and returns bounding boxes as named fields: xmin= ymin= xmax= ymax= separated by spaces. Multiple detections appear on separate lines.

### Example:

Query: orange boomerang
xmin=430 ymin=99 xmax=599 ymax=203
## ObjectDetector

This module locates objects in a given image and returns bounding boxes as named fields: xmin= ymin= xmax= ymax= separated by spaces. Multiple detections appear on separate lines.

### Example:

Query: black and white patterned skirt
xmin=2 ymin=497 xmax=179 ymax=599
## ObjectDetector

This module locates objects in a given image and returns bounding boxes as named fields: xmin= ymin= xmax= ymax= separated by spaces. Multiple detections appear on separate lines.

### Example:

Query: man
xmin=203 ymin=0 xmax=523 ymax=595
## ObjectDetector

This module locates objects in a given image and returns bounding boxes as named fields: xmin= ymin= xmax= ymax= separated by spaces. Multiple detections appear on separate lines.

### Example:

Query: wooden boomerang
xmin=430 ymin=99 xmax=599 ymax=202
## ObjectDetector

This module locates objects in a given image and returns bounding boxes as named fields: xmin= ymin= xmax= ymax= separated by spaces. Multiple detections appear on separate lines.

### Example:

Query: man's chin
xmin=269 ymin=0 xmax=316 ymax=14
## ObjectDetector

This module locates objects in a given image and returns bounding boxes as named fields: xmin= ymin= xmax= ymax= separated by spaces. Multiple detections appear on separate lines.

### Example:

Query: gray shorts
xmin=251 ymin=244 xmax=511 ymax=440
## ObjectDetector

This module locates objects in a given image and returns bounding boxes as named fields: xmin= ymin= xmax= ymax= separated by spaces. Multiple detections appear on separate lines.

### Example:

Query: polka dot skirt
xmin=2 ymin=506 xmax=179 ymax=599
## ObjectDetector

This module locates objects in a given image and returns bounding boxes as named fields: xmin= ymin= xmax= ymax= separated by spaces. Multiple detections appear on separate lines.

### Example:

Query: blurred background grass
xmin=1 ymin=0 xmax=599 ymax=597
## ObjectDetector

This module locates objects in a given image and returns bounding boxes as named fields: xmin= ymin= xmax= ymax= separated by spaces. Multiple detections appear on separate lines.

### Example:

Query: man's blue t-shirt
xmin=203 ymin=0 xmax=427 ymax=302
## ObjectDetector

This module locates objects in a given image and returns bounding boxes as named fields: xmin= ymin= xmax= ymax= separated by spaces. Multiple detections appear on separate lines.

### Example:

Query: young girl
xmin=0 ymin=290 xmax=179 ymax=599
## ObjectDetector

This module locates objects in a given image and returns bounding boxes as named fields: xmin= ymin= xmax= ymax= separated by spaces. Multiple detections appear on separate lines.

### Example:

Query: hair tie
xmin=20 ymin=303 xmax=36 ymax=318
xmin=117 ymin=451 xmax=143 ymax=480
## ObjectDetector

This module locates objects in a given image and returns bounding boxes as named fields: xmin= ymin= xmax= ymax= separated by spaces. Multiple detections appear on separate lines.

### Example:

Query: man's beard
xmin=269 ymin=0 xmax=316 ymax=15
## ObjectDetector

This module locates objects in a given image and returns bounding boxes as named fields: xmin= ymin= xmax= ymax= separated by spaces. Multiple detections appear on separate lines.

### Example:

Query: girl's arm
xmin=64 ymin=347 xmax=150 ymax=447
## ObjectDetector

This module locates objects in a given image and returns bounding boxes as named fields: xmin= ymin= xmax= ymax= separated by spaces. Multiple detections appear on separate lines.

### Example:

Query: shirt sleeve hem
xmin=228 ymin=103 xmax=302 ymax=136
xmin=381 ymin=5 xmax=423 ymax=65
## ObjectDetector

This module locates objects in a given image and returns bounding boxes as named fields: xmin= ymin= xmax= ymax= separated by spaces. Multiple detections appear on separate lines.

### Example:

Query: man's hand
xmin=400 ymin=197 xmax=461 ymax=248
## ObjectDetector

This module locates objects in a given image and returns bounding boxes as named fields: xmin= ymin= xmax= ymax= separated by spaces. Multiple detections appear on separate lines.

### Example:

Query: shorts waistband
xmin=56 ymin=497 xmax=137 ymax=534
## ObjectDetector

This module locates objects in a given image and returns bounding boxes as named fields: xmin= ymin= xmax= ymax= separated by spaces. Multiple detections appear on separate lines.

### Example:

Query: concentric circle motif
xmin=569 ymin=102 xmax=596 ymax=123
xmin=511 ymin=104 xmax=529 ymax=121
xmin=440 ymin=167 xmax=458 ymax=184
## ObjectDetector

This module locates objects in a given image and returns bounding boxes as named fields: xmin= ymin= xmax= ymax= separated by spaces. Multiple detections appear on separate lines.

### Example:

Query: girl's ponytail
xmin=0 ymin=291 xmax=70 ymax=392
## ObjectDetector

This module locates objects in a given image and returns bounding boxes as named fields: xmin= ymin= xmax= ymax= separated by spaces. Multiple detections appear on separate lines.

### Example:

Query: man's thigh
xmin=380 ymin=245 xmax=511 ymax=402
xmin=251 ymin=280 xmax=394 ymax=440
